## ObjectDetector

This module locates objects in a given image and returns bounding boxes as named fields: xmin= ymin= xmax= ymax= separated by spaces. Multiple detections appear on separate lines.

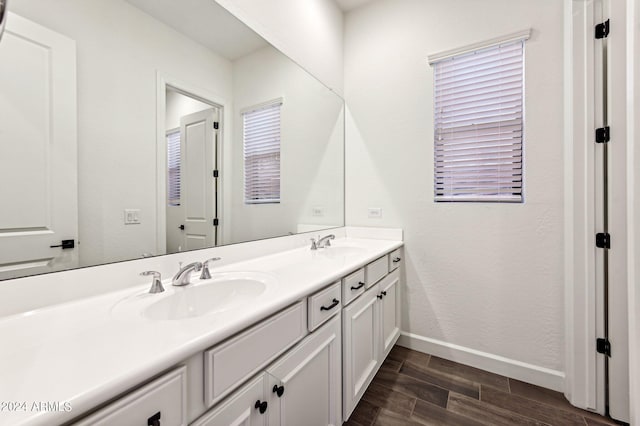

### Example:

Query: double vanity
xmin=0 ymin=231 xmax=403 ymax=426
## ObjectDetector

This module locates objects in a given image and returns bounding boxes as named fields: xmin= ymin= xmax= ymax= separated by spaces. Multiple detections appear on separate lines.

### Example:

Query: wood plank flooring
xmin=344 ymin=346 xmax=619 ymax=426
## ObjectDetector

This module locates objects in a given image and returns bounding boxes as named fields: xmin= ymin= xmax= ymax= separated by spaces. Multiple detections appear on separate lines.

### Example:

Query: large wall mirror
xmin=0 ymin=0 xmax=345 ymax=280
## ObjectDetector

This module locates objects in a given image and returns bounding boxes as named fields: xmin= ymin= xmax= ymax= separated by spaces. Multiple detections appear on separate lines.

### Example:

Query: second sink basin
xmin=144 ymin=272 xmax=274 ymax=320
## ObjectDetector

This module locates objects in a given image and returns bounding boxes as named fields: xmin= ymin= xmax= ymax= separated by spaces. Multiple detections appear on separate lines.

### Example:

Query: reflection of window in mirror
xmin=243 ymin=99 xmax=283 ymax=204
xmin=167 ymin=128 xmax=181 ymax=206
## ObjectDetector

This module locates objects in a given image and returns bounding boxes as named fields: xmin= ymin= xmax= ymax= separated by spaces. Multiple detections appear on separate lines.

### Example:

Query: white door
xmin=178 ymin=108 xmax=218 ymax=250
xmin=267 ymin=314 xmax=342 ymax=426
xmin=0 ymin=13 xmax=77 ymax=280
xmin=343 ymin=285 xmax=380 ymax=420
xmin=192 ymin=374 xmax=268 ymax=426
xmin=379 ymin=270 xmax=401 ymax=359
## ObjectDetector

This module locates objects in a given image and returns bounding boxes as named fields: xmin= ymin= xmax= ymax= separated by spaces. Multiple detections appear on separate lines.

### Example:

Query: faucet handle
xmin=200 ymin=257 xmax=221 ymax=280
xmin=310 ymin=238 xmax=318 ymax=251
xmin=140 ymin=271 xmax=164 ymax=294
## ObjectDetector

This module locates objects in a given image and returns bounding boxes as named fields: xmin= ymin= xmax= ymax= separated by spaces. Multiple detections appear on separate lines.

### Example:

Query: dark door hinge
xmin=595 ymin=19 xmax=610 ymax=39
xmin=596 ymin=338 xmax=611 ymax=357
xmin=213 ymin=121 xmax=219 ymax=130
xmin=596 ymin=233 xmax=611 ymax=249
xmin=213 ymin=218 xmax=219 ymax=227
xmin=596 ymin=126 xmax=610 ymax=143
xmin=213 ymin=169 xmax=219 ymax=178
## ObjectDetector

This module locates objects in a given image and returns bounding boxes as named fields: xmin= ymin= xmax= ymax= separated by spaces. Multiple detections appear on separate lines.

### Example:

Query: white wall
xmin=11 ymin=0 xmax=234 ymax=266
xmin=345 ymin=0 xmax=566 ymax=386
xmin=230 ymin=45 xmax=344 ymax=243
xmin=214 ymin=0 xmax=344 ymax=96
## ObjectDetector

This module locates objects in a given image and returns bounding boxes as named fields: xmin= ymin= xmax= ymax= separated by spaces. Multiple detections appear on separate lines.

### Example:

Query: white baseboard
xmin=397 ymin=332 xmax=565 ymax=393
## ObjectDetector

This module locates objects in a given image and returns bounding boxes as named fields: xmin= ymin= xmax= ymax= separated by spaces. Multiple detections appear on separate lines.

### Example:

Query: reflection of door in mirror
xmin=164 ymin=89 xmax=219 ymax=254
xmin=0 ymin=13 xmax=78 ymax=280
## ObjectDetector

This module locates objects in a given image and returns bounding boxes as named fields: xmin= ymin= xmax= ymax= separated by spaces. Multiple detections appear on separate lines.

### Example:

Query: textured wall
xmin=344 ymin=0 xmax=565 ymax=371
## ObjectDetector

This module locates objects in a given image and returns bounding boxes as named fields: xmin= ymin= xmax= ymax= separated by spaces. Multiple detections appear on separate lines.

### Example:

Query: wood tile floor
xmin=344 ymin=346 xmax=620 ymax=426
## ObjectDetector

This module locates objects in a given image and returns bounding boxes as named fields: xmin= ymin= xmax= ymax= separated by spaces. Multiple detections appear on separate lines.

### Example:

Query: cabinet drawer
xmin=388 ymin=248 xmax=402 ymax=272
xmin=365 ymin=255 xmax=388 ymax=288
xmin=204 ymin=302 xmax=307 ymax=407
xmin=342 ymin=268 xmax=366 ymax=306
xmin=75 ymin=366 xmax=187 ymax=426
xmin=308 ymin=281 xmax=342 ymax=332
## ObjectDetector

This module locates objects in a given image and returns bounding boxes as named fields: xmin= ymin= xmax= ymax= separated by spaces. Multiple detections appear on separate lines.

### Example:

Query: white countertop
xmin=0 ymin=237 xmax=402 ymax=426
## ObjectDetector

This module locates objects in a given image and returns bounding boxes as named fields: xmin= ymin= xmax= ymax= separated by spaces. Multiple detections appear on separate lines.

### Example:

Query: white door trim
xmin=563 ymin=0 xmax=599 ymax=412
xmin=155 ymin=72 xmax=230 ymax=255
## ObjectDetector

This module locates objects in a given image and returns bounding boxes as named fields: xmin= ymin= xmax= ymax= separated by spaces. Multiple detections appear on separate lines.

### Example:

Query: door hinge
xmin=213 ymin=218 xmax=219 ymax=227
xmin=595 ymin=126 xmax=610 ymax=143
xmin=596 ymin=338 xmax=611 ymax=357
xmin=595 ymin=19 xmax=610 ymax=39
xmin=596 ymin=233 xmax=611 ymax=249
xmin=213 ymin=169 xmax=219 ymax=178
xmin=213 ymin=121 xmax=219 ymax=130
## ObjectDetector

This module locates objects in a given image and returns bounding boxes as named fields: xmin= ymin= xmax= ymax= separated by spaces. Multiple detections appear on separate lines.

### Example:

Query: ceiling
xmin=333 ymin=0 xmax=377 ymax=12
xmin=126 ymin=0 xmax=267 ymax=60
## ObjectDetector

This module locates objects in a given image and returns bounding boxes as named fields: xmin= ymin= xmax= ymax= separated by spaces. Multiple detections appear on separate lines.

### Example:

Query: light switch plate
xmin=124 ymin=209 xmax=141 ymax=225
xmin=368 ymin=207 xmax=382 ymax=218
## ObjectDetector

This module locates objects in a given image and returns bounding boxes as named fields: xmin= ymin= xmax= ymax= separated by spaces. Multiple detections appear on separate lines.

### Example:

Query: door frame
xmin=155 ymin=72 xmax=229 ymax=255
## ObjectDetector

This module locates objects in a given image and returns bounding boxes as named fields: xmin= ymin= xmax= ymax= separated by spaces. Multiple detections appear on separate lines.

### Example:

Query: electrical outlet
xmin=312 ymin=206 xmax=325 ymax=217
xmin=124 ymin=209 xmax=141 ymax=225
xmin=368 ymin=207 xmax=382 ymax=218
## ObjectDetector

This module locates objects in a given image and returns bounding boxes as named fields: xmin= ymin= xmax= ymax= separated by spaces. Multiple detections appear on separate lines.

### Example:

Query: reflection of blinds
xmin=167 ymin=129 xmax=181 ymax=206
xmin=433 ymin=40 xmax=524 ymax=202
xmin=243 ymin=100 xmax=282 ymax=204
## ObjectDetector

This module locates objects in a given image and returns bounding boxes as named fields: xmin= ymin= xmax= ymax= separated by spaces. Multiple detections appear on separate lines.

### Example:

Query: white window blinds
xmin=167 ymin=128 xmax=181 ymax=206
xmin=432 ymin=39 xmax=525 ymax=202
xmin=243 ymin=100 xmax=282 ymax=204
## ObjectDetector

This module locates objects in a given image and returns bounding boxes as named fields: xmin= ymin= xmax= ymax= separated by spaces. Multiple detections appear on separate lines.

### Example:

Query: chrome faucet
xmin=311 ymin=234 xmax=335 ymax=250
xmin=172 ymin=262 xmax=203 ymax=286
xmin=140 ymin=271 xmax=164 ymax=294
xmin=200 ymin=257 xmax=221 ymax=280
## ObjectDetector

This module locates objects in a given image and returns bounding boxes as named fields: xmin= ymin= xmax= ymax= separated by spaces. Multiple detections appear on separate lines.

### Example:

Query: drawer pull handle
xmin=272 ymin=384 xmax=285 ymax=397
xmin=147 ymin=411 xmax=161 ymax=426
xmin=350 ymin=281 xmax=365 ymax=291
xmin=320 ymin=298 xmax=340 ymax=311
xmin=393 ymin=257 xmax=401 ymax=263
xmin=377 ymin=294 xmax=383 ymax=299
xmin=255 ymin=400 xmax=268 ymax=414
xmin=381 ymin=291 xmax=387 ymax=296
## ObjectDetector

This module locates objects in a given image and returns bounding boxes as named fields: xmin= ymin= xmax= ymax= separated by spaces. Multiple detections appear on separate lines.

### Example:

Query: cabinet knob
xmin=320 ymin=298 xmax=340 ymax=311
xmin=255 ymin=400 xmax=268 ymax=414
xmin=381 ymin=291 xmax=387 ymax=296
xmin=147 ymin=411 xmax=161 ymax=426
xmin=272 ymin=384 xmax=285 ymax=397
xmin=377 ymin=294 xmax=383 ymax=300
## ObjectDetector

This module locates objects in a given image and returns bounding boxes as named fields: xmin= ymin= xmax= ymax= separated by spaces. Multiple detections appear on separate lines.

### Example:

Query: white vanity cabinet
xmin=191 ymin=374 xmax=268 ymax=426
xmin=343 ymin=267 xmax=401 ymax=420
xmin=266 ymin=314 xmax=342 ymax=426
xmin=74 ymin=366 xmax=188 ymax=426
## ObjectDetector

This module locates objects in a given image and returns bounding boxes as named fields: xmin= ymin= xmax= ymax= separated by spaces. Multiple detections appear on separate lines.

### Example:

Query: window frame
xmin=429 ymin=30 xmax=530 ymax=203
xmin=242 ymin=98 xmax=283 ymax=205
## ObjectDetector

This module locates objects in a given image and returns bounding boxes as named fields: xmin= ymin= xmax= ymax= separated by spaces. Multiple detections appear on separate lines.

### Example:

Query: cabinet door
xmin=266 ymin=314 xmax=342 ymax=426
xmin=192 ymin=374 xmax=268 ymax=426
xmin=342 ymin=285 xmax=380 ymax=420
xmin=379 ymin=269 xmax=401 ymax=359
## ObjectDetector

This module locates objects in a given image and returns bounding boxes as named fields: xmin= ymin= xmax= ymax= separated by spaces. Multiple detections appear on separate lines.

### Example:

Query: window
xmin=243 ymin=99 xmax=282 ymax=204
xmin=431 ymin=34 xmax=527 ymax=202
xmin=167 ymin=128 xmax=181 ymax=206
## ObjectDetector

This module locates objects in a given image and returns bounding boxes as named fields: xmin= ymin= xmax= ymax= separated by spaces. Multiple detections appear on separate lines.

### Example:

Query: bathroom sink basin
xmin=112 ymin=272 xmax=275 ymax=321
xmin=317 ymin=246 xmax=366 ymax=258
